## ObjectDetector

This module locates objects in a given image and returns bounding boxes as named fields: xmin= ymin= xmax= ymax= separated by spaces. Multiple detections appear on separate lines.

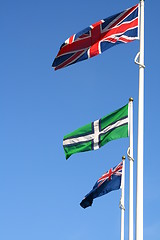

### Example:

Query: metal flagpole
xmin=135 ymin=1 xmax=145 ymax=240
xmin=120 ymin=156 xmax=125 ymax=240
xmin=128 ymin=98 xmax=134 ymax=240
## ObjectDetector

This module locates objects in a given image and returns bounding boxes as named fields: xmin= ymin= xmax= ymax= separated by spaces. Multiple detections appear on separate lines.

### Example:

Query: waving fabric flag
xmin=80 ymin=161 xmax=123 ymax=208
xmin=63 ymin=104 xmax=128 ymax=159
xmin=52 ymin=4 xmax=139 ymax=70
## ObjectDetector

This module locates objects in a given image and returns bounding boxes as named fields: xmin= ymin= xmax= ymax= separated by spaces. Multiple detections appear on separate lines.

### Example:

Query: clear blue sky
xmin=1 ymin=1 xmax=159 ymax=240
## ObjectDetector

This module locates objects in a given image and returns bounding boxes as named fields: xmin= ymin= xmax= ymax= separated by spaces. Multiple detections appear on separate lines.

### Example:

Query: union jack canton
xmin=80 ymin=161 xmax=123 ymax=209
xmin=52 ymin=4 xmax=139 ymax=70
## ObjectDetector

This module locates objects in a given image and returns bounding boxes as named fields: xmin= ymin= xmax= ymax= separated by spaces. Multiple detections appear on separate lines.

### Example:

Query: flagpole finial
xmin=129 ymin=97 xmax=134 ymax=102
xmin=122 ymin=156 xmax=126 ymax=160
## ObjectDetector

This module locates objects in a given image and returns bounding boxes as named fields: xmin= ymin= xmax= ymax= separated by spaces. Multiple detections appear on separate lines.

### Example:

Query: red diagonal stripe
xmin=108 ymin=4 xmax=138 ymax=30
xmin=55 ymin=50 xmax=85 ymax=70
xmin=102 ymin=18 xmax=138 ymax=41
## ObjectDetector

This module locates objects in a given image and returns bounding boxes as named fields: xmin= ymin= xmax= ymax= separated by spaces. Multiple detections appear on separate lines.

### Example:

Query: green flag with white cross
xmin=63 ymin=103 xmax=129 ymax=159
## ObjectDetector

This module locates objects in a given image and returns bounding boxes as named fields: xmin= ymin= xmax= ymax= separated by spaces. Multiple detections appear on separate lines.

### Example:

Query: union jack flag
xmin=52 ymin=4 xmax=139 ymax=70
xmin=80 ymin=161 xmax=123 ymax=209
xmin=97 ymin=161 xmax=123 ymax=187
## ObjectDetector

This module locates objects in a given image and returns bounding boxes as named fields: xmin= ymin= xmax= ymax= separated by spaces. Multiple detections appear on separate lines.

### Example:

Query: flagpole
xmin=128 ymin=98 xmax=134 ymax=240
xmin=136 ymin=1 xmax=145 ymax=240
xmin=120 ymin=156 xmax=125 ymax=240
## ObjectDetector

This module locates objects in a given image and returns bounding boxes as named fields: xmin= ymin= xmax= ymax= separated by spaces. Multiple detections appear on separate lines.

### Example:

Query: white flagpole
xmin=128 ymin=98 xmax=134 ymax=240
xmin=120 ymin=156 xmax=125 ymax=240
xmin=136 ymin=1 xmax=145 ymax=240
